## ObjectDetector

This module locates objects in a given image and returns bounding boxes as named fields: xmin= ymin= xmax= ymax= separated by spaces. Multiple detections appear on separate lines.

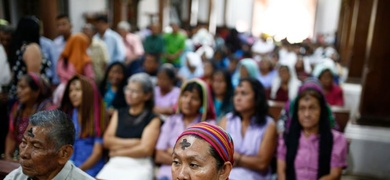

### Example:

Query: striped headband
xmin=176 ymin=122 xmax=234 ymax=164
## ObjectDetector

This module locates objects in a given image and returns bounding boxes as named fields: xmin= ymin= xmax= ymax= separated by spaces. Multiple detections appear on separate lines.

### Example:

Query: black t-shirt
xmin=115 ymin=107 xmax=157 ymax=138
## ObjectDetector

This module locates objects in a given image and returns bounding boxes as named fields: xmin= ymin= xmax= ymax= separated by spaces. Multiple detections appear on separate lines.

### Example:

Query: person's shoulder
xmin=331 ymin=130 xmax=347 ymax=144
xmin=4 ymin=167 xmax=26 ymax=180
xmin=66 ymin=163 xmax=95 ymax=180
xmin=53 ymin=36 xmax=64 ymax=44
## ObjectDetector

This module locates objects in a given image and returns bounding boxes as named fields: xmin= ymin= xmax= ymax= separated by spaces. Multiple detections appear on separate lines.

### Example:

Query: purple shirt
xmin=277 ymin=130 xmax=348 ymax=180
xmin=225 ymin=112 xmax=273 ymax=180
xmin=155 ymin=114 xmax=214 ymax=179
xmin=154 ymin=86 xmax=180 ymax=108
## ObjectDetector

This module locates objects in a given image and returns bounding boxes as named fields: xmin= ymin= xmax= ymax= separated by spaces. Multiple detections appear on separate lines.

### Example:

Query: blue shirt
xmin=41 ymin=36 xmax=59 ymax=84
xmin=70 ymin=109 xmax=104 ymax=177
xmin=94 ymin=29 xmax=126 ymax=63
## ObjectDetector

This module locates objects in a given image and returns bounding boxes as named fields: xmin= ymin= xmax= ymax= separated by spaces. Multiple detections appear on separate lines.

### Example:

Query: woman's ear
xmin=218 ymin=162 xmax=233 ymax=180
xmin=57 ymin=145 xmax=74 ymax=165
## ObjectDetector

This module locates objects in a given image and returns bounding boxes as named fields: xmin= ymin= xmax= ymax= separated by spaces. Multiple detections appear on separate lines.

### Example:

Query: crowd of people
xmin=0 ymin=14 xmax=348 ymax=180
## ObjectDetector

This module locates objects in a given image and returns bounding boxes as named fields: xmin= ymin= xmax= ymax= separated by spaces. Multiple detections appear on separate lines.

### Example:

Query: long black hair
xmin=99 ymin=62 xmax=128 ymax=109
xmin=8 ymin=16 xmax=40 ymax=67
xmin=285 ymin=88 xmax=333 ymax=179
xmin=212 ymin=69 xmax=233 ymax=116
xmin=233 ymin=77 xmax=269 ymax=126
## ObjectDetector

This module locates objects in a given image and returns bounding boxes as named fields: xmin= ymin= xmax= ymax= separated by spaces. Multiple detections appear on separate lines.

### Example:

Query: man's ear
xmin=218 ymin=162 xmax=233 ymax=180
xmin=57 ymin=145 xmax=73 ymax=165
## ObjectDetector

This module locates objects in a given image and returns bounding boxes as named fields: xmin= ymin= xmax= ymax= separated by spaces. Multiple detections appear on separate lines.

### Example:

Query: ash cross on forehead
xmin=27 ymin=127 xmax=34 ymax=138
xmin=180 ymin=139 xmax=191 ymax=150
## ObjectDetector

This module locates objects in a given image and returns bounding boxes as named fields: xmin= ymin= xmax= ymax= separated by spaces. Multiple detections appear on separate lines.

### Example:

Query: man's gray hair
xmin=30 ymin=110 xmax=75 ymax=150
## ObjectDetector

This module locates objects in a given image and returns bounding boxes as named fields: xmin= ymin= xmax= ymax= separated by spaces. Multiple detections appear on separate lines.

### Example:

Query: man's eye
xmin=172 ymin=160 xmax=180 ymax=166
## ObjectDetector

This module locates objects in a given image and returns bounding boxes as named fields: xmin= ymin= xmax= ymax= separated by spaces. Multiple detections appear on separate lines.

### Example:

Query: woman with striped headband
xmin=5 ymin=73 xmax=56 ymax=161
xmin=172 ymin=122 xmax=234 ymax=180
xmin=155 ymin=79 xmax=216 ymax=180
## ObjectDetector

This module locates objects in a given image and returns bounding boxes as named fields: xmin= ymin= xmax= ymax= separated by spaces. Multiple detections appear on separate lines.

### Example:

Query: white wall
xmin=138 ymin=0 xmax=159 ymax=29
xmin=226 ymin=0 xmax=254 ymax=32
xmin=314 ymin=0 xmax=341 ymax=36
xmin=197 ymin=0 xmax=209 ymax=23
xmin=69 ymin=0 xmax=107 ymax=33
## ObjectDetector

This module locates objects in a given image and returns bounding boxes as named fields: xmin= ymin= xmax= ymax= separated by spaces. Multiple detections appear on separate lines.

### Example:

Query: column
xmin=39 ymin=0 xmax=57 ymax=39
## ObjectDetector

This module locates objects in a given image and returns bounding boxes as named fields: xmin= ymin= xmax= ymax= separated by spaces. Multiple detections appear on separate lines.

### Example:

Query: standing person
xmin=5 ymin=110 xmax=95 ymax=180
xmin=171 ymin=122 xmax=234 ymax=180
xmin=212 ymin=70 xmax=234 ymax=122
xmin=54 ymin=33 xmax=95 ymax=105
xmin=94 ymin=15 xmax=126 ymax=63
xmin=53 ymin=14 xmax=72 ymax=83
xmin=97 ymin=73 xmax=161 ymax=180
xmin=155 ymin=79 xmax=216 ymax=180
xmin=40 ymin=22 xmax=59 ymax=85
xmin=99 ymin=62 xmax=128 ymax=116
xmin=60 ymin=75 xmax=107 ymax=177
xmin=277 ymin=81 xmax=348 ymax=180
xmin=162 ymin=23 xmax=186 ymax=67
xmin=219 ymin=77 xmax=278 ymax=180
xmin=5 ymin=73 xmax=56 ymax=161
xmin=117 ymin=21 xmax=144 ymax=66
xmin=143 ymin=23 xmax=165 ymax=55
xmin=8 ymin=16 xmax=50 ymax=101
xmin=82 ymin=23 xmax=110 ymax=84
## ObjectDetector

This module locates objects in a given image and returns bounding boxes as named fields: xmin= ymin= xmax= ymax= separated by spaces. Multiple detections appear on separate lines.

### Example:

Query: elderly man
xmin=5 ymin=110 xmax=94 ymax=180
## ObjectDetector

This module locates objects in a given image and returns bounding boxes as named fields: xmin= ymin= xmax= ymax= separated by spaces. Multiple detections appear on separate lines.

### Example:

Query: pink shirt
xmin=277 ymin=130 xmax=348 ymax=180
xmin=325 ymin=84 xmax=344 ymax=106
xmin=57 ymin=59 xmax=95 ymax=83
xmin=154 ymin=86 xmax=180 ymax=109
xmin=123 ymin=33 xmax=144 ymax=61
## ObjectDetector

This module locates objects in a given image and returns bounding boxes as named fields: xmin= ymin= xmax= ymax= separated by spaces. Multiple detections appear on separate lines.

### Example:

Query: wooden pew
xmin=268 ymin=100 xmax=285 ymax=121
xmin=267 ymin=100 xmax=351 ymax=132
xmin=0 ymin=160 xmax=20 ymax=179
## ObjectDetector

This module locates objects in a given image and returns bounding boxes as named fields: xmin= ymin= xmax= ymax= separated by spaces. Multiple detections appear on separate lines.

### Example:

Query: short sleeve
xmin=155 ymin=116 xmax=173 ymax=150
xmin=331 ymin=131 xmax=348 ymax=168
xmin=277 ymin=135 xmax=287 ymax=161
xmin=94 ymin=137 xmax=103 ymax=144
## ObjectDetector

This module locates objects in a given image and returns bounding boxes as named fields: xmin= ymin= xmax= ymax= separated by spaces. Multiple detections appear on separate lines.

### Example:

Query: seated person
xmin=277 ymin=80 xmax=348 ymax=179
xmin=5 ymin=73 xmax=56 ymax=161
xmin=201 ymin=60 xmax=217 ymax=87
xmin=231 ymin=58 xmax=261 ymax=87
xmin=269 ymin=63 xmax=301 ymax=102
xmin=212 ymin=69 xmax=234 ymax=122
xmin=172 ymin=122 xmax=234 ymax=180
xmin=154 ymin=64 xmax=180 ymax=116
xmin=178 ymin=52 xmax=204 ymax=81
xmin=155 ymin=79 xmax=216 ymax=180
xmin=219 ymin=77 xmax=277 ymax=180
xmin=258 ymin=58 xmax=277 ymax=89
xmin=97 ymin=73 xmax=161 ymax=180
xmin=99 ymin=62 xmax=128 ymax=116
xmin=60 ymin=75 xmax=107 ymax=177
xmin=313 ymin=63 xmax=344 ymax=106
xmin=5 ymin=110 xmax=94 ymax=180
xmin=135 ymin=53 xmax=160 ymax=84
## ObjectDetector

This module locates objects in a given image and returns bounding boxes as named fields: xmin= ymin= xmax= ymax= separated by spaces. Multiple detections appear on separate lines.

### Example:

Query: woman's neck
xmin=260 ymin=69 xmax=269 ymax=76
xmin=129 ymin=103 xmax=145 ymax=115
xmin=302 ymin=127 xmax=319 ymax=137
xmin=111 ymin=85 xmax=118 ymax=92
xmin=240 ymin=110 xmax=254 ymax=123
xmin=215 ymin=93 xmax=225 ymax=101
xmin=183 ymin=114 xmax=199 ymax=126
xmin=160 ymin=86 xmax=173 ymax=95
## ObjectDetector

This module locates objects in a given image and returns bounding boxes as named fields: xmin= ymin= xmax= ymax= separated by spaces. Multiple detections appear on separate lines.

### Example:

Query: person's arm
xmin=154 ymin=106 xmax=175 ymax=115
xmin=319 ymin=167 xmax=343 ymax=180
xmin=234 ymin=121 xmax=278 ymax=173
xmin=218 ymin=116 xmax=228 ymax=129
xmin=277 ymin=159 xmax=286 ymax=180
xmin=103 ymin=111 xmax=141 ymax=150
xmin=5 ymin=131 xmax=16 ymax=161
xmin=109 ymin=117 xmax=161 ymax=158
xmin=79 ymin=141 xmax=103 ymax=171
xmin=23 ymin=43 xmax=42 ymax=73
xmin=116 ymin=35 xmax=127 ymax=62
xmin=83 ymin=63 xmax=95 ymax=80
xmin=155 ymin=148 xmax=174 ymax=165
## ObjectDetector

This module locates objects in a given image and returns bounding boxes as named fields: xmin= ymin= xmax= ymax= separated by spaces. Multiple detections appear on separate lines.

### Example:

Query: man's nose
xmin=19 ymin=145 xmax=31 ymax=160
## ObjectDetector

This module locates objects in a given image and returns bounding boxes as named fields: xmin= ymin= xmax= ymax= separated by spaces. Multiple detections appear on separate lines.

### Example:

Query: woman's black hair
xmin=284 ymin=88 xmax=333 ymax=179
xmin=99 ymin=62 xmax=128 ymax=109
xmin=158 ymin=64 xmax=177 ymax=85
xmin=212 ymin=69 xmax=233 ymax=116
xmin=8 ymin=16 xmax=40 ymax=67
xmin=21 ymin=74 xmax=51 ymax=103
xmin=182 ymin=82 xmax=204 ymax=109
xmin=233 ymin=77 xmax=269 ymax=126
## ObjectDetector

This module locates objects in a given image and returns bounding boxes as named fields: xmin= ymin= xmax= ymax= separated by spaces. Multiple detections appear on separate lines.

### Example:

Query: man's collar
xmin=52 ymin=161 xmax=72 ymax=180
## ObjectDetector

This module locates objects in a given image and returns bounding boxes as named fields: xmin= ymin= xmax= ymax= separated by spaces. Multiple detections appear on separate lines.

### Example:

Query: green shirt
xmin=162 ymin=32 xmax=186 ymax=65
